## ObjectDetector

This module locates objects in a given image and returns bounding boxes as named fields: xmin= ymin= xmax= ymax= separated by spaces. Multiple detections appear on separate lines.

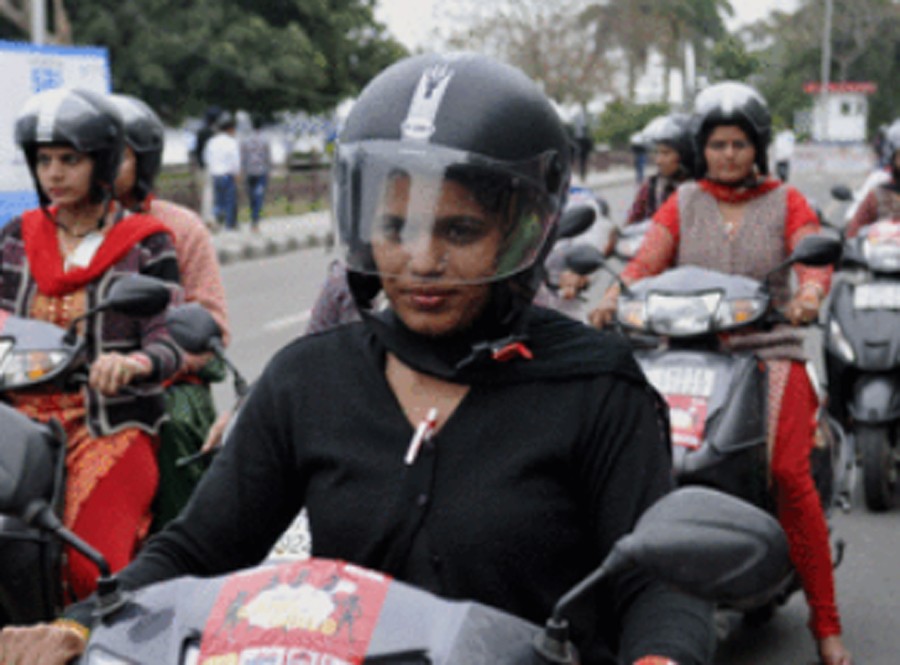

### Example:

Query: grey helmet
xmin=334 ymin=52 xmax=571 ymax=335
xmin=109 ymin=94 xmax=165 ymax=206
xmin=15 ymin=87 xmax=124 ymax=206
xmin=647 ymin=112 xmax=695 ymax=178
xmin=691 ymin=81 xmax=772 ymax=177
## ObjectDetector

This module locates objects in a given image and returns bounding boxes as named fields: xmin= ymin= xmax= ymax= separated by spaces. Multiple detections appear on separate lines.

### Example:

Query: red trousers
xmin=771 ymin=362 xmax=841 ymax=639
xmin=65 ymin=436 xmax=158 ymax=601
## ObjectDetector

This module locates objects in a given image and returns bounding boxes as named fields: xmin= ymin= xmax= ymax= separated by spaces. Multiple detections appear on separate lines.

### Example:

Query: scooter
xmin=565 ymin=234 xmax=850 ymax=621
xmin=0 ymin=399 xmax=791 ymax=664
xmin=823 ymin=217 xmax=900 ymax=511
xmin=0 ymin=275 xmax=174 ymax=626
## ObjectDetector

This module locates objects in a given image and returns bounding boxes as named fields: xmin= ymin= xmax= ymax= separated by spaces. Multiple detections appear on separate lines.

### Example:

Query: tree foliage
xmin=0 ymin=0 xmax=406 ymax=122
xmin=747 ymin=0 xmax=899 ymax=133
xmin=593 ymin=99 xmax=669 ymax=148
xmin=437 ymin=0 xmax=616 ymax=107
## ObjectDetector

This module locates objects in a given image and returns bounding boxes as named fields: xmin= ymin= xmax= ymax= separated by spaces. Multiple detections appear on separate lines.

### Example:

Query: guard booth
xmin=803 ymin=81 xmax=877 ymax=143
xmin=0 ymin=40 xmax=110 ymax=225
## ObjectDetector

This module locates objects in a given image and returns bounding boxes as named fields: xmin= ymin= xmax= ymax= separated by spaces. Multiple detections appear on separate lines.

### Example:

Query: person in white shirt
xmin=773 ymin=128 xmax=796 ymax=182
xmin=203 ymin=113 xmax=241 ymax=230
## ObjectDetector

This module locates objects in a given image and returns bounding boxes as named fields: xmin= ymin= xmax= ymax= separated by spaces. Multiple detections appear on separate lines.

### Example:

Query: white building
xmin=803 ymin=81 xmax=876 ymax=143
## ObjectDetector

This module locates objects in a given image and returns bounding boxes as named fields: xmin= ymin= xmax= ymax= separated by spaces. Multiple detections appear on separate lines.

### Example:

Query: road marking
xmin=264 ymin=310 xmax=311 ymax=332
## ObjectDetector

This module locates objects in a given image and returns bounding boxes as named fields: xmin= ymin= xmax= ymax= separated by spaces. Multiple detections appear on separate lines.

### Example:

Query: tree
xmin=0 ymin=0 xmax=406 ymax=122
xmin=436 ymin=0 xmax=617 ymax=108
xmin=0 ymin=0 xmax=72 ymax=43
xmin=708 ymin=34 xmax=760 ymax=81
xmin=747 ymin=0 xmax=899 ymax=133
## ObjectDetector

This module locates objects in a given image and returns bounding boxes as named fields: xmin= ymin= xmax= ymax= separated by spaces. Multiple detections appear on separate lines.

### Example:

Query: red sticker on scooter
xmin=198 ymin=559 xmax=391 ymax=665
xmin=663 ymin=394 xmax=708 ymax=450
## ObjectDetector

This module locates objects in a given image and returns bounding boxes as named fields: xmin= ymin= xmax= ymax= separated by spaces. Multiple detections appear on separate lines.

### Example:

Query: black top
xmin=72 ymin=309 xmax=712 ymax=663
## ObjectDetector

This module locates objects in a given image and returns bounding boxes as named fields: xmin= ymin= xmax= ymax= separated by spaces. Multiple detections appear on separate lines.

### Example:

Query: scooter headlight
xmin=616 ymin=296 xmax=647 ymax=330
xmin=645 ymin=291 xmax=721 ymax=336
xmin=713 ymin=297 xmax=768 ymax=330
xmin=828 ymin=318 xmax=856 ymax=363
xmin=85 ymin=647 xmax=137 ymax=665
xmin=0 ymin=347 xmax=73 ymax=388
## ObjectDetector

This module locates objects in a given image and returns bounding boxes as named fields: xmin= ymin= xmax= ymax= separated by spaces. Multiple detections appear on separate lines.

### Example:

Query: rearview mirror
xmin=166 ymin=303 xmax=223 ymax=354
xmin=830 ymin=184 xmax=853 ymax=202
xmin=563 ymin=244 xmax=605 ymax=276
xmin=610 ymin=486 xmax=790 ymax=604
xmin=789 ymin=234 xmax=842 ymax=267
xmin=557 ymin=205 xmax=596 ymax=241
xmin=103 ymin=274 xmax=172 ymax=317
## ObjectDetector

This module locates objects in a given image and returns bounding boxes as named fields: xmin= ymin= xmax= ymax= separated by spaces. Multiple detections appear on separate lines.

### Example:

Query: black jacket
xmin=71 ymin=308 xmax=712 ymax=663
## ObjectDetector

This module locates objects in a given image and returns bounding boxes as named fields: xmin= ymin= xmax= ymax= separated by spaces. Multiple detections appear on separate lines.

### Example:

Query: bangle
xmin=633 ymin=657 xmax=679 ymax=665
xmin=52 ymin=618 xmax=90 ymax=642
xmin=797 ymin=282 xmax=825 ymax=300
xmin=128 ymin=352 xmax=154 ymax=374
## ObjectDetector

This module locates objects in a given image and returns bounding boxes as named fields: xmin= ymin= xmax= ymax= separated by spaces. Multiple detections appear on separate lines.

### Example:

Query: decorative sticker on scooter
xmin=198 ymin=559 xmax=391 ymax=665
xmin=663 ymin=394 xmax=708 ymax=450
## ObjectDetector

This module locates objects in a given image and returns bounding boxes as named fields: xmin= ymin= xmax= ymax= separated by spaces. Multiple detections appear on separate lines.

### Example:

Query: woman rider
xmin=0 ymin=88 xmax=182 ymax=601
xmin=110 ymin=93 xmax=230 ymax=530
xmin=1 ymin=55 xmax=713 ymax=664
xmin=844 ymin=119 xmax=900 ymax=237
xmin=625 ymin=113 xmax=695 ymax=224
xmin=589 ymin=81 xmax=852 ymax=665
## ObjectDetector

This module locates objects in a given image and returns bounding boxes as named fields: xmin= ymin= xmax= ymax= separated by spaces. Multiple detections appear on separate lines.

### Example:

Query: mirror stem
xmin=211 ymin=339 xmax=250 ymax=398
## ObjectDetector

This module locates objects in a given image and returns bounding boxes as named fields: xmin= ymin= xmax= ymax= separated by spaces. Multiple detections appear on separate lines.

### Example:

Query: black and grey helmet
xmin=691 ymin=81 xmax=772 ymax=177
xmin=109 ymin=94 xmax=165 ymax=205
xmin=15 ymin=87 xmax=124 ymax=205
xmin=646 ymin=112 xmax=695 ymax=177
xmin=334 ymin=52 xmax=571 ymax=331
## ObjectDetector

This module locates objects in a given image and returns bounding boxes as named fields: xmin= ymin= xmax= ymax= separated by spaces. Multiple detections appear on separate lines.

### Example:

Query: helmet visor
xmin=335 ymin=141 xmax=559 ymax=285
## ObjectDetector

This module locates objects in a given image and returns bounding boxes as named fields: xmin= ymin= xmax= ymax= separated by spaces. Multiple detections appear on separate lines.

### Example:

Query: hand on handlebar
xmin=588 ymin=287 xmax=621 ymax=329
xmin=0 ymin=622 xmax=86 ymax=665
xmin=784 ymin=286 xmax=824 ymax=326
xmin=558 ymin=270 xmax=590 ymax=300
xmin=88 ymin=352 xmax=153 ymax=396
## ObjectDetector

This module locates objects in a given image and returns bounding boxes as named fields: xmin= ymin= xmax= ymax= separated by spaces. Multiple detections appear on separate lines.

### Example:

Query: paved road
xmin=214 ymin=171 xmax=900 ymax=665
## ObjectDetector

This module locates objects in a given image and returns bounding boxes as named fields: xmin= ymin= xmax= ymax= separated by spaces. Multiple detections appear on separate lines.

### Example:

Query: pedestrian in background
xmin=630 ymin=132 xmax=648 ymax=184
xmin=191 ymin=106 xmax=221 ymax=228
xmin=203 ymin=112 xmax=240 ymax=231
xmin=773 ymin=127 xmax=796 ymax=182
xmin=240 ymin=114 xmax=272 ymax=232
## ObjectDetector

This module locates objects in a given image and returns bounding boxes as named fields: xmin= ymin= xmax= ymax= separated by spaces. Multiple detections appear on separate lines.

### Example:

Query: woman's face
xmin=704 ymin=125 xmax=756 ymax=183
xmin=372 ymin=176 xmax=504 ymax=337
xmin=114 ymin=146 xmax=138 ymax=204
xmin=654 ymin=144 xmax=681 ymax=178
xmin=35 ymin=145 xmax=93 ymax=207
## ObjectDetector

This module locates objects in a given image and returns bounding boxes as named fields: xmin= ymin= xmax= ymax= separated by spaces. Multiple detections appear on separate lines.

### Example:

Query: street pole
xmin=819 ymin=0 xmax=833 ymax=141
xmin=31 ymin=0 xmax=46 ymax=45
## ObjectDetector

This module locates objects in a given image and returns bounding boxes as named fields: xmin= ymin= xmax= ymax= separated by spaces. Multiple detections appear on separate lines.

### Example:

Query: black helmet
xmin=691 ymin=81 xmax=771 ymax=177
xmin=647 ymin=112 xmax=695 ymax=178
xmin=15 ymin=87 xmax=124 ymax=206
xmin=109 ymin=94 xmax=165 ymax=205
xmin=334 ymin=53 xmax=571 ymax=335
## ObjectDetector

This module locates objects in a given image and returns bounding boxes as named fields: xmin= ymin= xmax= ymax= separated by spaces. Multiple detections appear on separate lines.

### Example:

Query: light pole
xmin=31 ymin=0 xmax=46 ymax=45
xmin=819 ymin=0 xmax=834 ymax=141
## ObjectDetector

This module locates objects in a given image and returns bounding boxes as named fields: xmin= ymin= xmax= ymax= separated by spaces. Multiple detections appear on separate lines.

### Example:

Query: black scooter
xmin=822 ymin=211 xmax=900 ymax=511
xmin=566 ymin=235 xmax=849 ymax=622
xmin=0 ymin=275 xmax=173 ymax=626
xmin=0 ymin=393 xmax=791 ymax=664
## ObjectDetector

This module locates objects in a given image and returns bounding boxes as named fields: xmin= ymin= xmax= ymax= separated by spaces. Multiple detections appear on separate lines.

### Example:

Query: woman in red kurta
xmin=590 ymin=82 xmax=852 ymax=665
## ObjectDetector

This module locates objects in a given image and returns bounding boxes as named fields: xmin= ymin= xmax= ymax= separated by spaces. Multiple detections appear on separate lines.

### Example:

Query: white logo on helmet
xmin=31 ymin=88 xmax=74 ymax=143
xmin=401 ymin=64 xmax=454 ymax=142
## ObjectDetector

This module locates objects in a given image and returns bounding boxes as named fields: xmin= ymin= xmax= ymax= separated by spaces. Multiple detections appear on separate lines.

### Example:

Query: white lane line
xmin=264 ymin=310 xmax=312 ymax=332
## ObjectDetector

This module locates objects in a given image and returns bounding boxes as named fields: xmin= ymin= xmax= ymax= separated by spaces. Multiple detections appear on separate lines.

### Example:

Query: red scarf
xmin=21 ymin=207 xmax=172 ymax=297
xmin=699 ymin=177 xmax=781 ymax=204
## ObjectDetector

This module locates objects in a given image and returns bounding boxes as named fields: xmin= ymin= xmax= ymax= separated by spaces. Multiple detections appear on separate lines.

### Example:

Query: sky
xmin=375 ymin=0 xmax=801 ymax=52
